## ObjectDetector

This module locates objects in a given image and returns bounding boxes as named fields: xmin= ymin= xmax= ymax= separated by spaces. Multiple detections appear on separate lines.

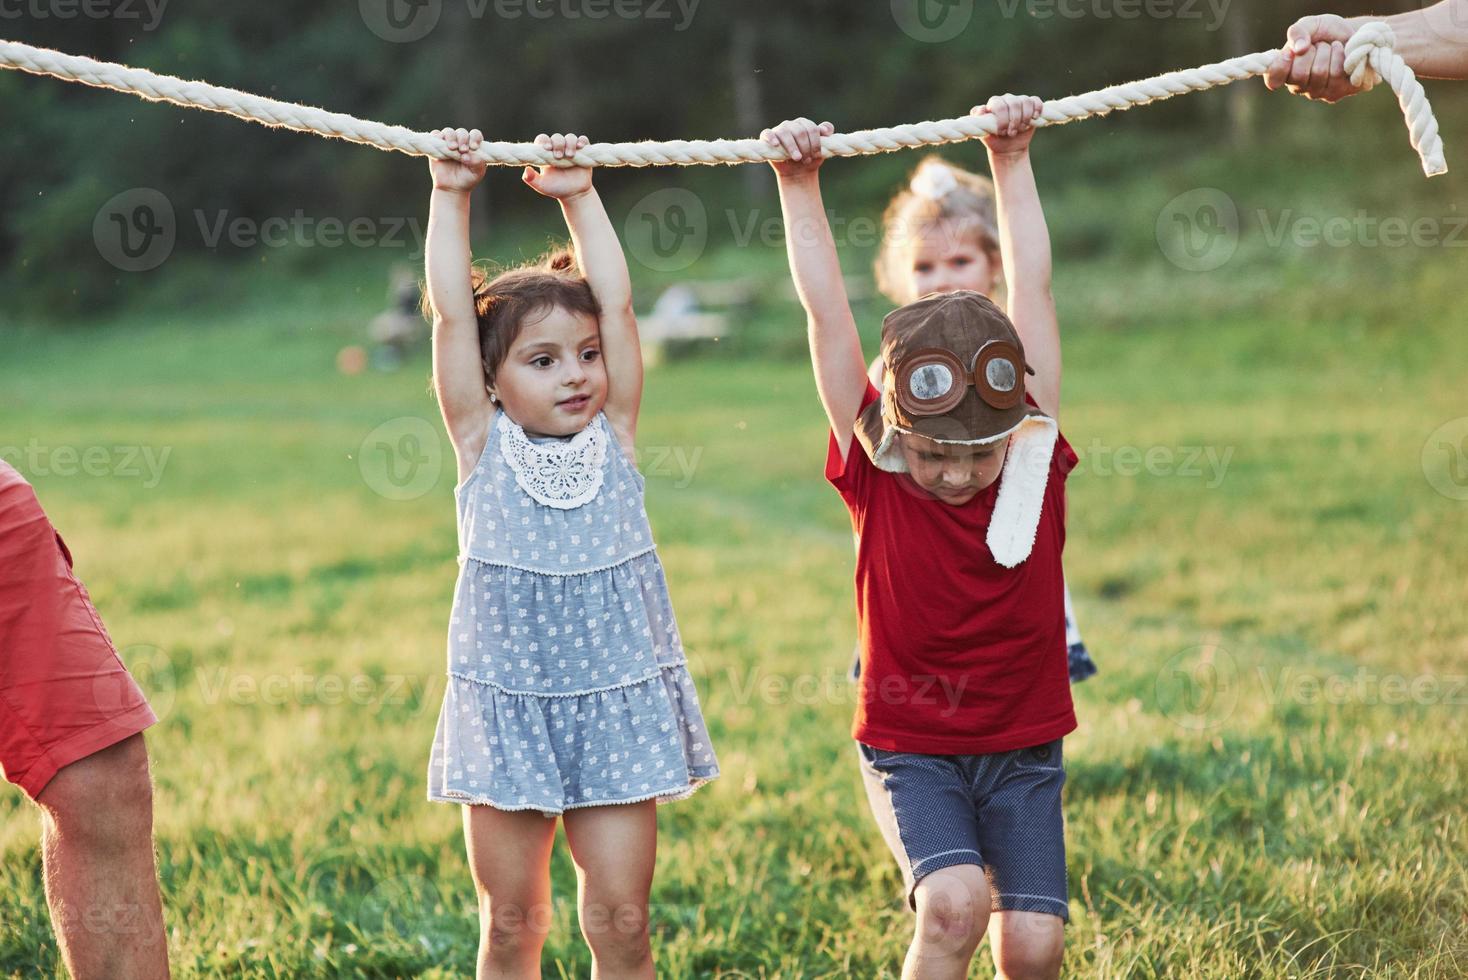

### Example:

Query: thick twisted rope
xmin=0 ymin=23 xmax=1446 ymax=176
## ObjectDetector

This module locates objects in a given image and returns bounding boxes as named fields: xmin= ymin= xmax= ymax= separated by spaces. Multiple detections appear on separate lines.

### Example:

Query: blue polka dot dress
xmin=427 ymin=410 xmax=720 ymax=814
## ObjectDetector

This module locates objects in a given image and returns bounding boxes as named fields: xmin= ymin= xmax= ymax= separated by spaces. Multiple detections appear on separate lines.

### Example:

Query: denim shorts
xmin=856 ymin=737 xmax=1069 ymax=921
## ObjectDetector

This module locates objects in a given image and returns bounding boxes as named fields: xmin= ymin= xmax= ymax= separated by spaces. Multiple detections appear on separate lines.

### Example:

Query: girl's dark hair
xmin=422 ymin=246 xmax=600 ymax=389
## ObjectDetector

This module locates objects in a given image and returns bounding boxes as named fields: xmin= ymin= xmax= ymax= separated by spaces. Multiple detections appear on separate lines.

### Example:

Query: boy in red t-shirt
xmin=764 ymin=99 xmax=1072 ymax=979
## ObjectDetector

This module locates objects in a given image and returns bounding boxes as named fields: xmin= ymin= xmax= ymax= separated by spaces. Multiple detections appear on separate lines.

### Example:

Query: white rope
xmin=0 ymin=23 xmax=1447 ymax=176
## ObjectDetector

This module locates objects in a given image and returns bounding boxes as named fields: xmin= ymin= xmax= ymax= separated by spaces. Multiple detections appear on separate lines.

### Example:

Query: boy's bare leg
xmin=35 ymin=732 xmax=170 ymax=980
xmin=988 ymin=910 xmax=1064 ymax=980
xmin=905 ymin=865 xmax=990 ymax=980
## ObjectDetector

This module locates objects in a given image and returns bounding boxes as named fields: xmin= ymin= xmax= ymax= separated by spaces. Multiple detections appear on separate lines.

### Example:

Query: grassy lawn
xmin=3 ymin=162 xmax=1466 ymax=976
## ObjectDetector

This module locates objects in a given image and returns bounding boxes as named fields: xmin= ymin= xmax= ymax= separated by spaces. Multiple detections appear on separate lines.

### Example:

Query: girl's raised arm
xmin=765 ymin=119 xmax=869 ymax=461
xmin=523 ymin=134 xmax=642 ymax=446
xmin=426 ymin=127 xmax=495 ymax=479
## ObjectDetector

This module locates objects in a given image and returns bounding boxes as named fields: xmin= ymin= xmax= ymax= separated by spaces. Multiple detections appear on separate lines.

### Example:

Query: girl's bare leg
xmin=463 ymin=804 xmax=560 ymax=980
xmin=561 ymin=800 xmax=657 ymax=980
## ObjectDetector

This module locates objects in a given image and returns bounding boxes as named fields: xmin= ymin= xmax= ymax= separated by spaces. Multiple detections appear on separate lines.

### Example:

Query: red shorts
xmin=0 ymin=462 xmax=157 ymax=800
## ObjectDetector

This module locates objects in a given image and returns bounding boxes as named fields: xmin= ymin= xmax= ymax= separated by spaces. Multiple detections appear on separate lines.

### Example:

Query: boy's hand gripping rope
xmin=0 ymin=22 xmax=1447 ymax=176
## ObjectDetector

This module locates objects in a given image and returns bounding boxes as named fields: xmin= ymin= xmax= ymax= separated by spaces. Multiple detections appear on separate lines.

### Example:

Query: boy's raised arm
xmin=765 ymin=119 xmax=869 ymax=461
xmin=426 ymin=127 xmax=495 ymax=473
xmin=980 ymin=97 xmax=1062 ymax=421
xmin=523 ymin=133 xmax=643 ymax=441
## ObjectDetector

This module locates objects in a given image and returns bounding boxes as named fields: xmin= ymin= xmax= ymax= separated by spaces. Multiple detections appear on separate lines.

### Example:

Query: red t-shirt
xmin=826 ymin=383 xmax=1078 ymax=754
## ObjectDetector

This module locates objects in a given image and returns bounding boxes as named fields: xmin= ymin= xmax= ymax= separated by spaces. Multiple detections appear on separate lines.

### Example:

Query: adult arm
xmin=1264 ymin=2 xmax=1468 ymax=103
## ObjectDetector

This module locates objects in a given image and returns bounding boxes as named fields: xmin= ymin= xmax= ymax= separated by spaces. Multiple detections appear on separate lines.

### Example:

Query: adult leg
xmin=905 ymin=864 xmax=990 ymax=980
xmin=560 ymin=800 xmax=657 ymax=980
xmin=988 ymin=910 xmax=1064 ymax=980
xmin=463 ymin=804 xmax=560 ymax=980
xmin=35 ymin=732 xmax=169 ymax=980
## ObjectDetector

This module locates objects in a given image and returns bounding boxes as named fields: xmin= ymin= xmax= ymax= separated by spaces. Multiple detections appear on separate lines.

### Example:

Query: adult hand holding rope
xmin=1265 ymin=0 xmax=1468 ymax=102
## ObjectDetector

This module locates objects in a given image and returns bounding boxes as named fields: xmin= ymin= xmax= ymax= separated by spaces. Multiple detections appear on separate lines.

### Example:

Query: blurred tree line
xmin=0 ymin=0 xmax=1432 ymax=315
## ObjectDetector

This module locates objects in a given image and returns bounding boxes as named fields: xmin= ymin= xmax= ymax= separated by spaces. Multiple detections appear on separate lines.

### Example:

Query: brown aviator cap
xmin=855 ymin=290 xmax=1048 ymax=466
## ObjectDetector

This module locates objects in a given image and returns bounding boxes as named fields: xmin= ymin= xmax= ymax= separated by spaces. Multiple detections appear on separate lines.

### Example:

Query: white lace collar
xmin=497 ymin=410 xmax=608 ymax=509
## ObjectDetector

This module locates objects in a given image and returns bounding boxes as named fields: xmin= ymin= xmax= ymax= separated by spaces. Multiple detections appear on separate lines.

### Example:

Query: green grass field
xmin=3 ymin=160 xmax=1467 ymax=977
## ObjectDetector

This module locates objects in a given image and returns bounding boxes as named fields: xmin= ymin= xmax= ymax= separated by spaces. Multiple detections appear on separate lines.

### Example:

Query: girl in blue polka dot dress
xmin=423 ymin=127 xmax=719 ymax=977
